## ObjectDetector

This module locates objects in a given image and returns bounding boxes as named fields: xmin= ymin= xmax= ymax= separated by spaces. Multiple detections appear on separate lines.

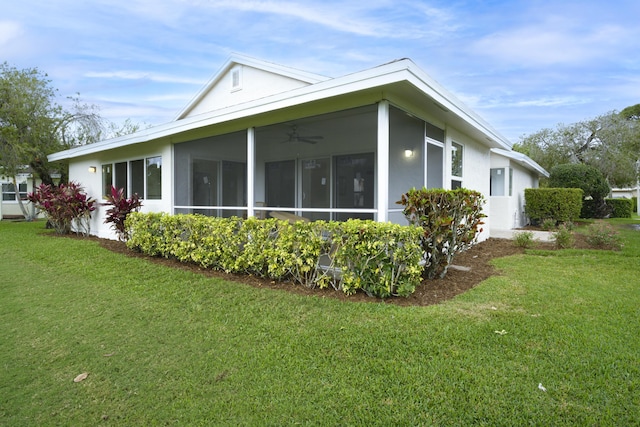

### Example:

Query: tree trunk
xmin=29 ymin=158 xmax=57 ymax=186
xmin=12 ymin=176 xmax=34 ymax=221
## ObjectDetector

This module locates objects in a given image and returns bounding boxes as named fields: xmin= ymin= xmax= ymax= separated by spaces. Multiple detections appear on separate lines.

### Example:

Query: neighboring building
xmin=48 ymin=54 xmax=547 ymax=240
xmin=0 ymin=169 xmax=37 ymax=219
xmin=610 ymin=186 xmax=639 ymax=215
xmin=610 ymin=186 xmax=639 ymax=199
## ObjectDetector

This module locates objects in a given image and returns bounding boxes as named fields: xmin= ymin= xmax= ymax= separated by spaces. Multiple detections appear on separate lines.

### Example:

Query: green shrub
xmin=331 ymin=220 xmax=424 ymax=297
xmin=513 ymin=231 xmax=535 ymax=248
xmin=552 ymin=224 xmax=575 ymax=249
xmin=584 ymin=222 xmax=623 ymax=250
xmin=125 ymin=213 xmax=423 ymax=298
xmin=548 ymin=163 xmax=610 ymax=218
xmin=27 ymin=182 xmax=96 ymax=235
xmin=525 ymin=188 xmax=583 ymax=224
xmin=540 ymin=218 xmax=557 ymax=231
xmin=605 ymin=198 xmax=633 ymax=218
xmin=397 ymin=187 xmax=485 ymax=279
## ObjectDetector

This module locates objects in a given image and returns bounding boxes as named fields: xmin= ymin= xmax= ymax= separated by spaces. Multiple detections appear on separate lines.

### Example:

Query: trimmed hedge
xmin=125 ymin=213 xmax=423 ymax=298
xmin=606 ymin=198 xmax=633 ymax=218
xmin=525 ymin=188 xmax=583 ymax=223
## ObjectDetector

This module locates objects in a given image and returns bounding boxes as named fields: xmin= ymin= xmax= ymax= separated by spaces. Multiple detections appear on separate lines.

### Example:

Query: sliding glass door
xmin=302 ymin=158 xmax=330 ymax=221
xmin=265 ymin=160 xmax=295 ymax=209
xmin=334 ymin=153 xmax=374 ymax=221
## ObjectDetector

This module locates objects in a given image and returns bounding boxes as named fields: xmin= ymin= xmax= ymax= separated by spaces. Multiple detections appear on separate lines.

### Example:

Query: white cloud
xmin=470 ymin=15 xmax=634 ymax=67
xmin=84 ymin=70 xmax=203 ymax=85
xmin=0 ymin=20 xmax=22 ymax=46
xmin=190 ymin=0 xmax=455 ymax=40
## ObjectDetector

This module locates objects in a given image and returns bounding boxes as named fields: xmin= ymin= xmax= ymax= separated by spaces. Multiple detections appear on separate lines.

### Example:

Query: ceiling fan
xmin=281 ymin=125 xmax=324 ymax=144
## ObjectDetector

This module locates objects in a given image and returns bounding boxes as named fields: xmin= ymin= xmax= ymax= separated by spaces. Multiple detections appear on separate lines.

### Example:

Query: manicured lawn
xmin=1 ymin=219 xmax=639 ymax=426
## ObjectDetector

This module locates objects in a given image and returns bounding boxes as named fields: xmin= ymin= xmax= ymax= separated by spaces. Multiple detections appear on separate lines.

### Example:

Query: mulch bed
xmin=56 ymin=231 xmax=594 ymax=307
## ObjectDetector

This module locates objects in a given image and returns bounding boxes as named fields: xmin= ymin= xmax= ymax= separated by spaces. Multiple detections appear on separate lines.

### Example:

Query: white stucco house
xmin=0 ymin=169 xmax=40 ymax=219
xmin=48 ymin=54 xmax=547 ymax=240
xmin=489 ymin=148 xmax=549 ymax=230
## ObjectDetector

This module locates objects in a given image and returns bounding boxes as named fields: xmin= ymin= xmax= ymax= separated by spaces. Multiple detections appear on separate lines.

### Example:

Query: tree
xmin=0 ymin=63 xmax=63 ymax=219
xmin=1 ymin=63 xmax=143 ymax=220
xmin=548 ymin=163 xmax=610 ymax=218
xmin=514 ymin=107 xmax=640 ymax=188
xmin=620 ymin=103 xmax=640 ymax=121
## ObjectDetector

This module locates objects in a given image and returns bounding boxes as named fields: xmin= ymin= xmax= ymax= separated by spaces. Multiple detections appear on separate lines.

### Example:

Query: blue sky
xmin=3 ymin=0 xmax=639 ymax=143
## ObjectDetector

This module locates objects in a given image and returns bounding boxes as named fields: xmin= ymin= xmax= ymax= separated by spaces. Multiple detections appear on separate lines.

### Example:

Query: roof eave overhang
xmin=49 ymin=59 xmax=512 ymax=161
xmin=491 ymin=148 xmax=550 ymax=178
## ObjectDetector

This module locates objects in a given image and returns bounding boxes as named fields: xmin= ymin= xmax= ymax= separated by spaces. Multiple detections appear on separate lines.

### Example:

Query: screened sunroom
xmin=173 ymin=103 xmax=449 ymax=224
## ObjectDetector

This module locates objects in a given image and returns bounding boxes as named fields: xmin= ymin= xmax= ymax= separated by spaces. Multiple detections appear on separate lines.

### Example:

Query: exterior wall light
xmin=404 ymin=149 xmax=414 ymax=158
xmin=88 ymin=166 xmax=97 ymax=173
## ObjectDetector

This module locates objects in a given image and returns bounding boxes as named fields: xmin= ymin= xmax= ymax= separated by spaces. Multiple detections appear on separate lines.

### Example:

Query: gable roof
xmin=175 ymin=53 xmax=331 ymax=120
xmin=49 ymin=57 xmax=513 ymax=162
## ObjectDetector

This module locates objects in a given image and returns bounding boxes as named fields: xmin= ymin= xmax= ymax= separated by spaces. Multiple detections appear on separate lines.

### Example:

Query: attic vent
xmin=231 ymin=66 xmax=242 ymax=91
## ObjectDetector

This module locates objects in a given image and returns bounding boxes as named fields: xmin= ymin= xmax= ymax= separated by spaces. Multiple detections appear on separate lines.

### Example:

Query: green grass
xmin=1 ymin=219 xmax=639 ymax=426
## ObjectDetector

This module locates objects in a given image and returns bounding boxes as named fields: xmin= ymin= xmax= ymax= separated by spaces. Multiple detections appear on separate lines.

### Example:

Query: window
xmin=130 ymin=159 xmax=144 ymax=197
xmin=451 ymin=142 xmax=463 ymax=189
xmin=115 ymin=162 xmax=128 ymax=197
xmin=490 ymin=167 xmax=514 ymax=196
xmin=102 ymin=164 xmax=113 ymax=198
xmin=426 ymin=122 xmax=445 ymax=143
xmin=426 ymin=141 xmax=444 ymax=189
xmin=231 ymin=66 xmax=242 ymax=91
xmin=102 ymin=156 xmax=161 ymax=200
xmin=490 ymin=168 xmax=505 ymax=196
xmin=509 ymin=168 xmax=513 ymax=196
xmin=146 ymin=156 xmax=162 ymax=200
xmin=2 ymin=182 xmax=27 ymax=201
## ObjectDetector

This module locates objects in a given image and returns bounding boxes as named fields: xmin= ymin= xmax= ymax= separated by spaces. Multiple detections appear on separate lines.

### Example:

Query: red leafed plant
xmin=28 ymin=182 xmax=96 ymax=235
xmin=103 ymin=186 xmax=142 ymax=241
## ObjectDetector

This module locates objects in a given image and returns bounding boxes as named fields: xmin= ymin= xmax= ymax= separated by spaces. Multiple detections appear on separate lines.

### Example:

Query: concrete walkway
xmin=490 ymin=229 xmax=553 ymax=242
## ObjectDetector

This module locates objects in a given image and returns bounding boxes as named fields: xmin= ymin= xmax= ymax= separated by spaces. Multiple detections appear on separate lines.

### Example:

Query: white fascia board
xmin=174 ymin=54 xmax=331 ymax=120
xmin=491 ymin=148 xmax=550 ymax=177
xmin=49 ymin=61 xmax=414 ymax=161
xmin=229 ymin=53 xmax=331 ymax=84
xmin=402 ymin=61 xmax=512 ymax=150
xmin=49 ymin=59 xmax=510 ymax=161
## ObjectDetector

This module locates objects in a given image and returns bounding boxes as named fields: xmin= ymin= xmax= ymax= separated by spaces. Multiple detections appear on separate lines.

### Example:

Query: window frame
xmin=101 ymin=155 xmax=162 ymax=200
xmin=231 ymin=66 xmax=243 ymax=92
xmin=2 ymin=182 xmax=28 ymax=202
xmin=451 ymin=141 xmax=464 ymax=189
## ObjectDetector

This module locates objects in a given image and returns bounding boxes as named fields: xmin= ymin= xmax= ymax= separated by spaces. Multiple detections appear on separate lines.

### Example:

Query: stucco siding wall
xmin=446 ymin=127 xmax=491 ymax=241
xmin=511 ymin=162 xmax=538 ymax=227
xmin=69 ymin=140 xmax=173 ymax=239
xmin=489 ymin=154 xmax=541 ymax=231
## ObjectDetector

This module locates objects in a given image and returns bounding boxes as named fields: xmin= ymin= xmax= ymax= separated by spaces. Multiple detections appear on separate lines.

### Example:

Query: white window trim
xmin=231 ymin=66 xmax=243 ymax=92
xmin=2 ymin=182 xmax=28 ymax=202
xmin=451 ymin=141 xmax=464 ymax=188
xmin=102 ymin=155 xmax=162 ymax=200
